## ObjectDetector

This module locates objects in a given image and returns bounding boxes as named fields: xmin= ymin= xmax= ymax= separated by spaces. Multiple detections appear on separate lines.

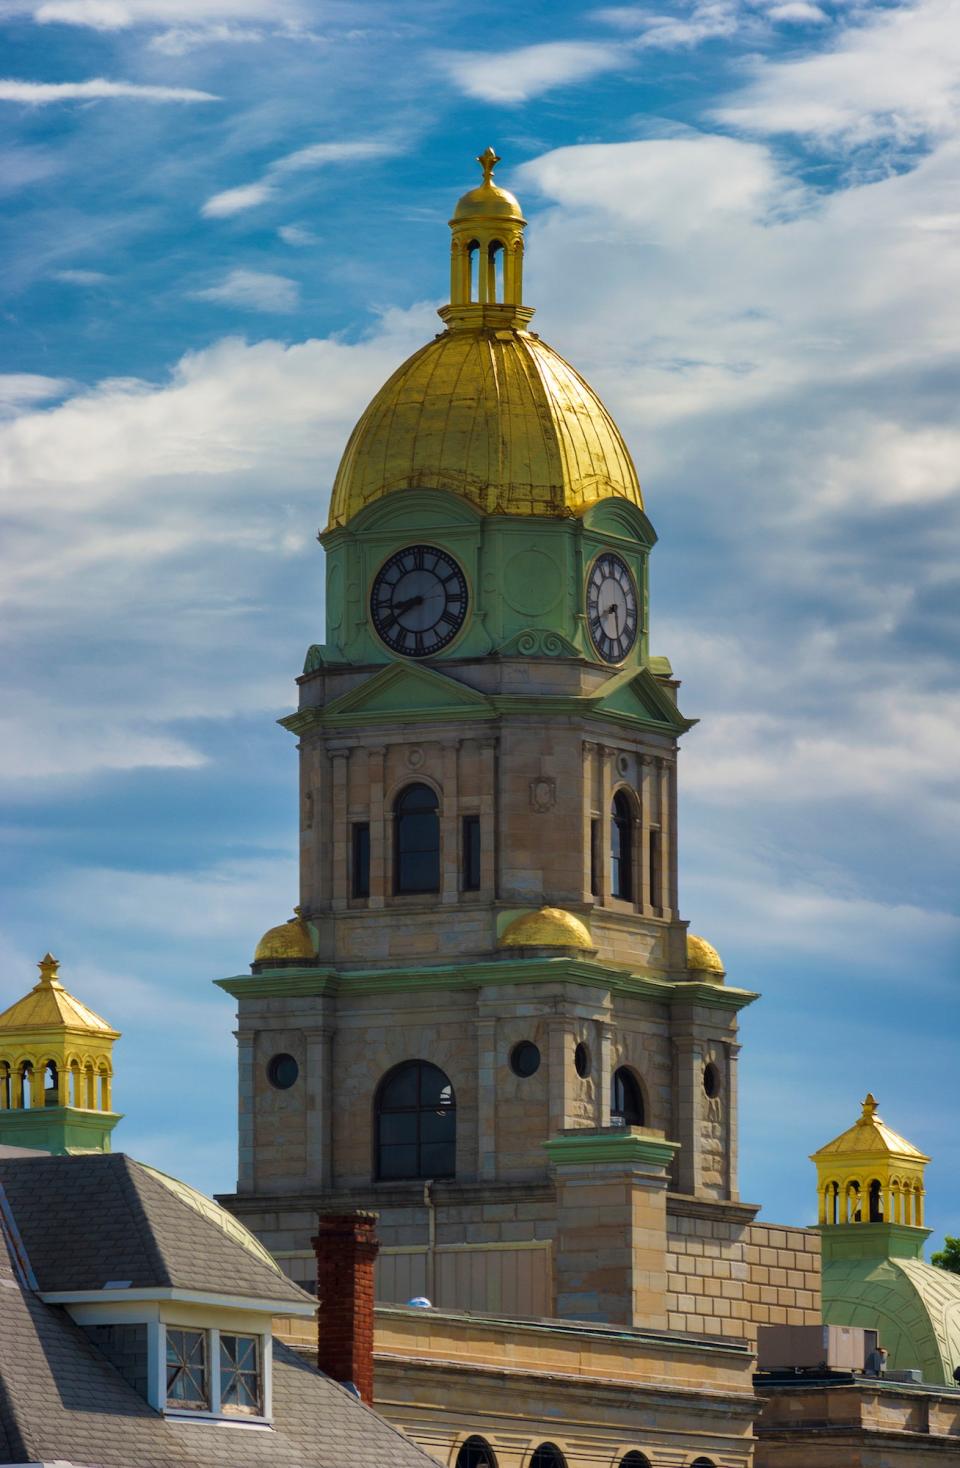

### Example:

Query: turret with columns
xmin=0 ymin=953 xmax=121 ymax=1154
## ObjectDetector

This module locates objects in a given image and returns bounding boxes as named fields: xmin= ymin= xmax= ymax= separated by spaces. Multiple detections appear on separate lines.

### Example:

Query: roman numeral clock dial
xmin=371 ymin=545 xmax=468 ymax=657
xmin=587 ymin=551 xmax=639 ymax=663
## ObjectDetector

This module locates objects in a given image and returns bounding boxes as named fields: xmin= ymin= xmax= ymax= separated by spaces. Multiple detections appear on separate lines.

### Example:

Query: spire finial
xmin=477 ymin=146 xmax=501 ymax=186
xmin=37 ymin=952 xmax=61 ymax=987
xmin=862 ymin=1093 xmax=879 ymax=1119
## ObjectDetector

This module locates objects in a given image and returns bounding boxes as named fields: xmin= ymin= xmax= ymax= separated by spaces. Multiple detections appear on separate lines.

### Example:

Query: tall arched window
xmin=611 ymin=1067 xmax=644 ymax=1127
xmin=530 ymin=1447 xmax=567 ymax=1468
xmin=43 ymin=1061 xmax=58 ymax=1108
xmin=19 ymin=1061 xmax=33 ymax=1110
xmin=394 ymin=784 xmax=440 ymax=895
xmin=456 ymin=1437 xmax=498 ymax=1468
xmin=869 ymin=1179 xmax=884 ymax=1222
xmin=376 ymin=1060 xmax=455 ymax=1180
xmin=611 ymin=792 xmax=633 ymax=900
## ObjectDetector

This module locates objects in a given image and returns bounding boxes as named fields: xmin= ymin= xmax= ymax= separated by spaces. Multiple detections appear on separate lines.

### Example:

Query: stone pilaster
xmin=236 ymin=1029 xmax=255 ymax=1191
xmin=305 ymin=1026 xmax=334 ymax=1186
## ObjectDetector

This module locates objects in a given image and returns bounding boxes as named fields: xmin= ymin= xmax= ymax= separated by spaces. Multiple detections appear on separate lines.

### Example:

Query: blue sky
xmin=0 ymin=0 xmax=958 ymax=1239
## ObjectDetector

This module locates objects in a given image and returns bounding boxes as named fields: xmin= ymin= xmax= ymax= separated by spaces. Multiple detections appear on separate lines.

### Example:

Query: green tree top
xmin=931 ymin=1237 xmax=960 ymax=1274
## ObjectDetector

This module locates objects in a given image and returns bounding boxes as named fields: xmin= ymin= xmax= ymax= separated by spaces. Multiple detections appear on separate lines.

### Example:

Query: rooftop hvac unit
xmin=757 ymin=1324 xmax=879 ymax=1373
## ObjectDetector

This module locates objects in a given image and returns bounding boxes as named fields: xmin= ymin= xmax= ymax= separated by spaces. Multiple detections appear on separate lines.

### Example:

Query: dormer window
xmin=163 ymin=1326 xmax=267 ymax=1420
xmin=166 ymin=1328 xmax=208 ymax=1410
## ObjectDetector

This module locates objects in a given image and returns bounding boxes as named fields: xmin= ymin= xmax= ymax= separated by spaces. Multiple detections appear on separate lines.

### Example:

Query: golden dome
xmin=453 ymin=147 xmax=524 ymax=222
xmin=0 ymin=954 xmax=118 ymax=1036
xmin=813 ymin=1094 xmax=930 ymax=1163
xmin=254 ymin=911 xmax=315 ymax=963
xmin=327 ymin=329 xmax=642 ymax=528
xmin=499 ymin=907 xmax=594 ymax=950
xmin=325 ymin=147 xmax=642 ymax=531
xmin=686 ymin=933 xmax=725 ymax=978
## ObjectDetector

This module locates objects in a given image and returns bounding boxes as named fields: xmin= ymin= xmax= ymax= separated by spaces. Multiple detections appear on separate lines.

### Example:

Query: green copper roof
xmin=823 ymin=1255 xmax=960 ymax=1385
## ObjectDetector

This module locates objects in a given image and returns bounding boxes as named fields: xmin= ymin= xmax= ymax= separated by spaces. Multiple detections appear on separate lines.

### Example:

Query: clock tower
xmin=217 ymin=151 xmax=758 ymax=1329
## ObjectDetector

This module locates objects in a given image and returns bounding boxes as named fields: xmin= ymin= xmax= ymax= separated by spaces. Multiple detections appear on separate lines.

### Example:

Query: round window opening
xmin=267 ymin=1053 xmax=299 ymax=1090
xmin=703 ymin=1062 xmax=721 ymax=1099
xmin=510 ymin=1041 xmax=541 ymax=1078
xmin=574 ymin=1042 xmax=591 ymax=1079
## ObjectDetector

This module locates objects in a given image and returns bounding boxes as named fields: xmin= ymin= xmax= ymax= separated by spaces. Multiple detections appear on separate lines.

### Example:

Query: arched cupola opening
xmin=611 ymin=791 xmax=634 ymax=901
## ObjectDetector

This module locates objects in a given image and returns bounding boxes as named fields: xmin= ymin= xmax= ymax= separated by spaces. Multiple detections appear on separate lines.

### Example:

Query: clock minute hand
xmin=381 ymin=594 xmax=423 ymax=632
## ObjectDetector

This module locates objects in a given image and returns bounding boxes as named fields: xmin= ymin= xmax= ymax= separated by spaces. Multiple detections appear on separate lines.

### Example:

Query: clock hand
xmin=381 ymin=594 xmax=423 ymax=632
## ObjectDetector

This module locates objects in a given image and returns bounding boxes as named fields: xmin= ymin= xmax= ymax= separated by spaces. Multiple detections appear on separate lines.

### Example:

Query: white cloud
xmin=713 ymin=0 xmax=960 ymax=144
xmin=27 ymin=0 xmax=294 ymax=27
xmin=149 ymin=21 xmax=264 ymax=54
xmin=202 ymin=182 xmax=273 ymax=218
xmin=767 ymin=1 xmax=827 ymax=22
xmin=277 ymin=223 xmax=316 ymax=246
xmin=0 ymin=374 xmax=68 ymax=414
xmin=439 ymin=40 xmax=623 ymax=103
xmin=191 ymin=268 xmax=300 ymax=312
xmin=0 ymin=76 xmax=218 ymax=103
xmin=201 ymin=139 xmax=397 ymax=218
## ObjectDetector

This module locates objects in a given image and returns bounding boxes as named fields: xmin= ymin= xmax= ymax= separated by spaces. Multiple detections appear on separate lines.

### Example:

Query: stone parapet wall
xmin=666 ymin=1197 xmax=821 ymax=1343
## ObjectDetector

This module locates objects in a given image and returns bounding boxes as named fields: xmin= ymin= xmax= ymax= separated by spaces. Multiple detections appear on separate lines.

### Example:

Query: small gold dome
xmin=499 ymin=907 xmax=594 ymax=950
xmin=452 ymin=145 xmax=524 ymax=222
xmin=686 ymin=933 xmax=725 ymax=978
xmin=254 ymin=911 xmax=314 ymax=963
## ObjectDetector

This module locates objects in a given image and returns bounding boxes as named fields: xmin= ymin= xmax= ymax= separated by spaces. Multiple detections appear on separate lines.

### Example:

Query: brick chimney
xmin=312 ymin=1210 xmax=380 ymax=1404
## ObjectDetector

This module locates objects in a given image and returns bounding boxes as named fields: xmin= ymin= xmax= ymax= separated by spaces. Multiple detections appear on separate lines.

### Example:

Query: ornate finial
xmin=477 ymin=146 xmax=501 ymax=186
xmin=37 ymin=953 xmax=60 ymax=987
xmin=862 ymin=1093 xmax=878 ymax=1118
xmin=292 ymin=906 xmax=302 ymax=920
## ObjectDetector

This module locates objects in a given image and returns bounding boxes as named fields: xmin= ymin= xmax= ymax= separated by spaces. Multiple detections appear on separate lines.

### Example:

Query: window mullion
xmin=210 ymin=1328 xmax=221 ymax=1415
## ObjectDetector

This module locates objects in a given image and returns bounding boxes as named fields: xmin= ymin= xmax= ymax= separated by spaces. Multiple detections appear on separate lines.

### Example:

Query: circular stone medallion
xmin=503 ymin=548 xmax=562 ymax=617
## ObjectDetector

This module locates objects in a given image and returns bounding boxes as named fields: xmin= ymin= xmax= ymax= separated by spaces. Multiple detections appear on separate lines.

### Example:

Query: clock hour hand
xmin=381 ymin=594 xmax=423 ymax=632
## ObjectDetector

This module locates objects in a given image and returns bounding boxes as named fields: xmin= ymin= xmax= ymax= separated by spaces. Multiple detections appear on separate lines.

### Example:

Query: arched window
xmin=394 ymin=784 xmax=440 ymax=895
xmin=611 ymin=1067 xmax=644 ymax=1127
xmin=618 ymin=1455 xmax=651 ymax=1468
xmin=530 ymin=1446 xmax=567 ymax=1468
xmin=456 ymin=1437 xmax=498 ymax=1468
xmin=692 ymin=1460 xmax=717 ymax=1467
xmin=43 ymin=1061 xmax=58 ymax=1108
xmin=611 ymin=792 xmax=633 ymax=900
xmin=487 ymin=240 xmax=504 ymax=301
xmin=20 ymin=1062 xmax=33 ymax=1110
xmin=376 ymin=1061 xmax=455 ymax=1181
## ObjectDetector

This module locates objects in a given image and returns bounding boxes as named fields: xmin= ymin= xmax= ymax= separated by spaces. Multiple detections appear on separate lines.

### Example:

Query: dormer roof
xmin=0 ymin=1152 xmax=310 ymax=1309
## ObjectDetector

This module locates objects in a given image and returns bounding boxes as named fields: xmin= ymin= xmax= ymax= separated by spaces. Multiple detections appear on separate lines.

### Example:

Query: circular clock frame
xmin=586 ymin=550 xmax=639 ymax=664
xmin=370 ymin=544 xmax=469 ymax=658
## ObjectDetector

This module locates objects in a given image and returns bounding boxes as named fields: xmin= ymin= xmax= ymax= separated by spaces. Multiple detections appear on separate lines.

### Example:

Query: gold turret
xmin=0 ymin=953 xmax=121 ymax=1153
xmin=444 ymin=146 xmax=528 ymax=325
xmin=812 ymin=1094 xmax=929 ymax=1228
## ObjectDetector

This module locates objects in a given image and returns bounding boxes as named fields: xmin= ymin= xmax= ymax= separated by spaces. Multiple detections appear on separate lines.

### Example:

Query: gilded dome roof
xmin=499 ymin=907 xmax=594 ymax=950
xmin=813 ymin=1094 xmax=929 ymax=1163
xmin=327 ymin=328 xmax=643 ymax=529
xmin=686 ymin=933 xmax=725 ymax=977
xmin=452 ymin=145 xmax=525 ymax=222
xmin=0 ymin=954 xmax=118 ymax=1036
xmin=254 ymin=911 xmax=315 ymax=963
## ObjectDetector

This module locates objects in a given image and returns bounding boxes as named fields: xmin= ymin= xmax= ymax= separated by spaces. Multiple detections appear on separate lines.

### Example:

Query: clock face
xmin=586 ymin=551 xmax=639 ymax=663
xmin=371 ymin=545 xmax=468 ymax=657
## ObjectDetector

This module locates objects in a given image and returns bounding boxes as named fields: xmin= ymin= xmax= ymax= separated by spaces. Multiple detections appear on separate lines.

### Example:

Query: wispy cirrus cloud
xmin=0 ymin=76 xmax=218 ymax=103
xmin=0 ymin=373 xmax=69 ymax=414
xmin=189 ymin=268 xmax=299 ymax=312
xmin=201 ymin=138 xmax=398 ymax=219
xmin=713 ymin=0 xmax=960 ymax=144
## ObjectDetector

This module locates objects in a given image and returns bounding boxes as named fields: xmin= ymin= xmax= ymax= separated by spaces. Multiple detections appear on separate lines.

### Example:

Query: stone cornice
xmin=545 ymin=1130 xmax=679 ymax=1168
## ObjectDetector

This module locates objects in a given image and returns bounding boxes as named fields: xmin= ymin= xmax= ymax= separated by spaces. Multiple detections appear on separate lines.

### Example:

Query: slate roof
xmin=0 ymin=1228 xmax=441 ymax=1466
xmin=0 ymin=1158 xmax=442 ymax=1468
xmin=0 ymin=1153 xmax=308 ymax=1305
